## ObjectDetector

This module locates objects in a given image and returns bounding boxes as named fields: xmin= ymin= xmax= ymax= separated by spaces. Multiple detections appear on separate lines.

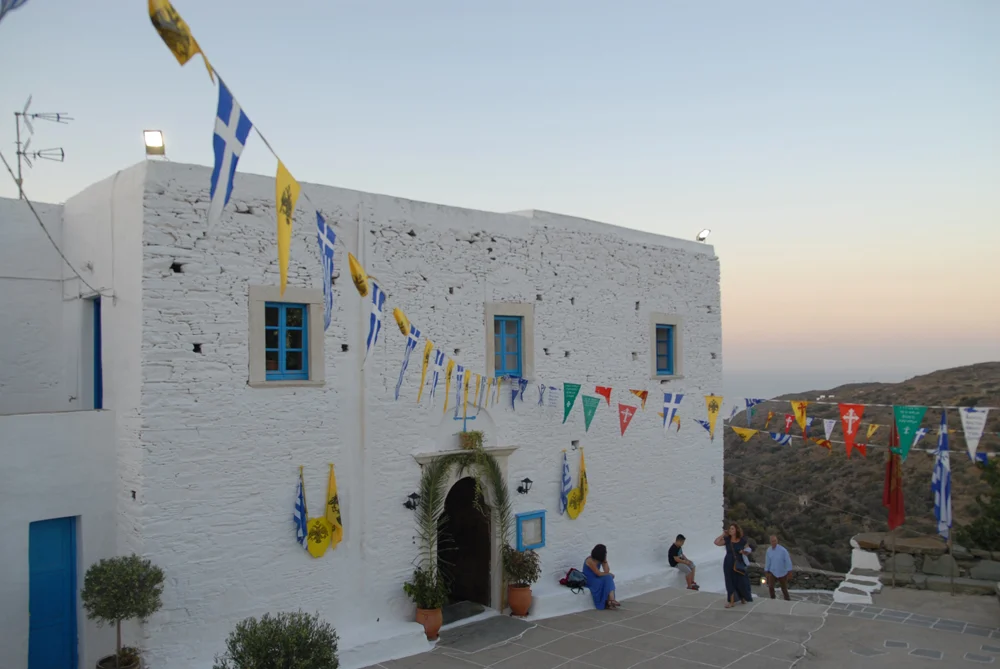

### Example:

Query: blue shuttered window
xmin=655 ymin=324 xmax=675 ymax=375
xmin=265 ymin=302 xmax=309 ymax=381
xmin=494 ymin=316 xmax=523 ymax=377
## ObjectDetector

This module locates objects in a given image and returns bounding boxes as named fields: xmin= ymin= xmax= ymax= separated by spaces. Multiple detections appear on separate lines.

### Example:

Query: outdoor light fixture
xmin=760 ymin=577 xmax=767 ymax=585
xmin=517 ymin=478 xmax=533 ymax=495
xmin=143 ymin=130 xmax=165 ymax=157
xmin=695 ymin=229 xmax=711 ymax=242
xmin=403 ymin=492 xmax=421 ymax=510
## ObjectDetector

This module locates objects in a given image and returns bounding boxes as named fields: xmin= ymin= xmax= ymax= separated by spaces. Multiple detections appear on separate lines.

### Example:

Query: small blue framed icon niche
xmin=515 ymin=510 xmax=546 ymax=552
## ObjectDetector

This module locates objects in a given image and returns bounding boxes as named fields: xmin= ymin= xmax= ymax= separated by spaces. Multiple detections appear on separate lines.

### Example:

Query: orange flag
xmin=629 ymin=389 xmax=648 ymax=410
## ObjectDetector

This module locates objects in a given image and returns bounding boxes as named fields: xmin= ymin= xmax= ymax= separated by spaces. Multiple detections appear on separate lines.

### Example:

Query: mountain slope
xmin=723 ymin=362 xmax=1000 ymax=572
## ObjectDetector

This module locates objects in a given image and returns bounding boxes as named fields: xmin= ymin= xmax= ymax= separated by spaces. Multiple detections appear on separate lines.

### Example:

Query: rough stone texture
xmin=925 ymin=577 xmax=997 ymax=595
xmin=854 ymin=533 xmax=885 ymax=550
xmin=61 ymin=161 xmax=722 ymax=669
xmin=883 ymin=554 xmax=916 ymax=574
xmin=970 ymin=560 xmax=1000 ymax=581
xmin=746 ymin=564 xmax=844 ymax=591
xmin=912 ymin=574 xmax=928 ymax=590
xmin=972 ymin=549 xmax=992 ymax=560
xmin=923 ymin=555 xmax=961 ymax=577
xmin=880 ymin=573 xmax=913 ymax=586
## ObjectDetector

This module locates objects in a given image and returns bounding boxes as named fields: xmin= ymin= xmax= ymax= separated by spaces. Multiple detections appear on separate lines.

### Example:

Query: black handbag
xmin=731 ymin=542 xmax=748 ymax=576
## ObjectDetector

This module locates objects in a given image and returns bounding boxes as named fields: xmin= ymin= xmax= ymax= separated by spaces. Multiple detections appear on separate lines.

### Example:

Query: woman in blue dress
xmin=583 ymin=544 xmax=620 ymax=609
xmin=714 ymin=523 xmax=753 ymax=608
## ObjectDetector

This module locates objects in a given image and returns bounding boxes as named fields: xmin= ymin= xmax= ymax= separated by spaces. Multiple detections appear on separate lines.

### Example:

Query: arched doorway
xmin=438 ymin=477 xmax=492 ymax=614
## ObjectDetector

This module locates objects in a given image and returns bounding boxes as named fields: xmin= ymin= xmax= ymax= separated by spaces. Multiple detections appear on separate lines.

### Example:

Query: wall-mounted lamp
xmin=516 ymin=478 xmax=533 ymax=495
xmin=695 ymin=229 xmax=711 ymax=242
xmin=143 ymin=130 xmax=165 ymax=157
xmin=403 ymin=492 xmax=421 ymax=510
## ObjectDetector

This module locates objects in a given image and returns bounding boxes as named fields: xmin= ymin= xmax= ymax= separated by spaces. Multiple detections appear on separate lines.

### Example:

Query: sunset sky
xmin=2 ymin=0 xmax=997 ymax=399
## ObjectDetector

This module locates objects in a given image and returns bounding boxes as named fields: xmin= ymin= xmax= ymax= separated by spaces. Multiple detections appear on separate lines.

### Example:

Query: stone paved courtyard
xmin=361 ymin=586 xmax=1000 ymax=669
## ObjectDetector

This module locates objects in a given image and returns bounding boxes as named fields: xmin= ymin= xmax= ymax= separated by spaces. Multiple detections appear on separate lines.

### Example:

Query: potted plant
xmin=458 ymin=429 xmax=484 ymax=451
xmin=403 ymin=566 xmax=448 ymax=641
xmin=503 ymin=545 xmax=541 ymax=617
xmin=81 ymin=554 xmax=165 ymax=669
xmin=212 ymin=611 xmax=339 ymax=669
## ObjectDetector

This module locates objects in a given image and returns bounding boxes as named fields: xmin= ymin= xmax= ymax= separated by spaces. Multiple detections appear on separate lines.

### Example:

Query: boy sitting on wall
xmin=668 ymin=534 xmax=699 ymax=590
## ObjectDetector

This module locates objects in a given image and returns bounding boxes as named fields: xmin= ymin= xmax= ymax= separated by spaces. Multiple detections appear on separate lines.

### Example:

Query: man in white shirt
xmin=765 ymin=535 xmax=793 ymax=601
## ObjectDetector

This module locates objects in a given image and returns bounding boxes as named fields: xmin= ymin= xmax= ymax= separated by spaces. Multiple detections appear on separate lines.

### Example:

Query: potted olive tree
xmin=213 ymin=611 xmax=339 ymax=669
xmin=503 ymin=545 xmax=541 ymax=616
xmin=81 ymin=554 xmax=165 ymax=669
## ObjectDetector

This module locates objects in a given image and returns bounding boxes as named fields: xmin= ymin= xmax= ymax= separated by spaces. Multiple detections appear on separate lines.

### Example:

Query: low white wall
xmin=0 ymin=410 xmax=118 ymax=669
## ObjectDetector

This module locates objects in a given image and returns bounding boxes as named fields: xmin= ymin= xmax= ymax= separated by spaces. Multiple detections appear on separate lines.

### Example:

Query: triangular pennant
xmin=853 ymin=443 xmax=868 ymax=458
xmin=764 ymin=411 xmax=775 ymax=429
xmin=582 ymin=395 xmax=600 ymax=432
xmin=595 ymin=386 xmax=613 ymax=406
xmin=783 ymin=414 xmax=796 ymax=434
xmin=790 ymin=401 xmax=809 ymax=432
xmin=559 ymin=450 xmax=571 ymax=515
xmin=275 ymin=161 xmax=301 ymax=296
xmin=769 ymin=432 xmax=792 ymax=446
xmin=416 ymin=340 xmax=434 ymax=403
xmin=705 ymin=395 xmax=723 ymax=441
xmin=839 ymin=404 xmax=865 ymax=458
xmin=823 ymin=418 xmax=837 ymax=441
xmin=731 ymin=427 xmax=758 ymax=443
xmin=695 ymin=419 xmax=712 ymax=436
xmin=562 ymin=383 xmax=582 ymax=423
xmin=629 ymin=389 xmax=648 ymax=410
xmin=618 ymin=403 xmax=638 ymax=436
xmin=673 ymin=414 xmax=681 ymax=432
xmin=325 ymin=464 xmax=344 ymax=549
xmin=662 ymin=393 xmax=684 ymax=429
xmin=959 ymin=407 xmax=990 ymax=461
xmin=893 ymin=405 xmax=928 ymax=460
xmin=867 ymin=424 xmax=880 ymax=440
xmin=804 ymin=416 xmax=814 ymax=438
xmin=745 ymin=399 xmax=766 ymax=427
xmin=811 ymin=437 xmax=833 ymax=450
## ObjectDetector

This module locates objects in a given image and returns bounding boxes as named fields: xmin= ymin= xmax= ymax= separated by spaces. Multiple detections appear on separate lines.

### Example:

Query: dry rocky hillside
xmin=723 ymin=362 xmax=1000 ymax=573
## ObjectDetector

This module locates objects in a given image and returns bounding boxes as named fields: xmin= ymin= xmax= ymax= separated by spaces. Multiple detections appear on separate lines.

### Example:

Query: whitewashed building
xmin=0 ymin=161 xmax=723 ymax=669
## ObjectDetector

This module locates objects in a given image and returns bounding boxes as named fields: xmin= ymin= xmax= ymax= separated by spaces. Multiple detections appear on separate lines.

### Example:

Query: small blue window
xmin=494 ymin=316 xmax=522 ymax=377
xmin=515 ymin=510 xmax=546 ymax=551
xmin=655 ymin=324 xmax=674 ymax=376
xmin=265 ymin=302 xmax=309 ymax=381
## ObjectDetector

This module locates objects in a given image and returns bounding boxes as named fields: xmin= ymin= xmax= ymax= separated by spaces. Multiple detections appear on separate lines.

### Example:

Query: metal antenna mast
xmin=13 ymin=95 xmax=73 ymax=199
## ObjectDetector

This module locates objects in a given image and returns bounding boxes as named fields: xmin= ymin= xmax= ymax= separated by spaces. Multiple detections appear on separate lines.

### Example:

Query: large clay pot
xmin=508 ymin=585 xmax=532 ymax=617
xmin=416 ymin=607 xmax=443 ymax=641
xmin=96 ymin=654 xmax=140 ymax=669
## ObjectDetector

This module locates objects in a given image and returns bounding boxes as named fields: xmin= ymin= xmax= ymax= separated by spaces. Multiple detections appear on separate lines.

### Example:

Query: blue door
xmin=29 ymin=517 xmax=78 ymax=669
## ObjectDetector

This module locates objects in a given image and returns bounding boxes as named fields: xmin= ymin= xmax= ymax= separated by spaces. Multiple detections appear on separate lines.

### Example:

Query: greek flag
xmin=559 ymin=450 xmax=572 ymax=515
xmin=428 ymin=350 xmax=445 ymax=403
xmin=394 ymin=324 xmax=421 ymax=400
xmin=769 ymin=432 xmax=792 ymax=446
xmin=294 ymin=473 xmax=308 ymax=550
xmin=663 ymin=392 xmax=684 ymax=429
xmin=208 ymin=80 xmax=253 ymax=226
xmin=518 ymin=378 xmax=529 ymax=401
xmin=931 ymin=410 xmax=952 ymax=540
xmin=315 ymin=213 xmax=336 ymax=330
xmin=364 ymin=282 xmax=385 ymax=365
xmin=695 ymin=419 xmax=711 ymax=435
xmin=745 ymin=398 xmax=765 ymax=426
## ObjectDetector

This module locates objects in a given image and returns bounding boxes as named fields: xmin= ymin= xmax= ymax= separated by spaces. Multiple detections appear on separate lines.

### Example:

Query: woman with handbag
xmin=714 ymin=523 xmax=754 ymax=608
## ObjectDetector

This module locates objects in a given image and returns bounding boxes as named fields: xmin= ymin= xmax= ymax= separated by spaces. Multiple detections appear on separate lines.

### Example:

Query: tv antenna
xmin=14 ymin=95 xmax=73 ymax=199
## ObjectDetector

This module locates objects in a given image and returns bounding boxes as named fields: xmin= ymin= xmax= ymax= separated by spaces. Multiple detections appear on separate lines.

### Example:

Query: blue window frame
xmin=494 ymin=316 xmax=523 ymax=377
xmin=655 ymin=324 xmax=675 ymax=375
xmin=516 ymin=510 xmax=546 ymax=551
xmin=265 ymin=302 xmax=309 ymax=381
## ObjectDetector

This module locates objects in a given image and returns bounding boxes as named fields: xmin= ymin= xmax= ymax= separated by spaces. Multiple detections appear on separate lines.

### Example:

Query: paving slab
xmin=436 ymin=615 xmax=534 ymax=652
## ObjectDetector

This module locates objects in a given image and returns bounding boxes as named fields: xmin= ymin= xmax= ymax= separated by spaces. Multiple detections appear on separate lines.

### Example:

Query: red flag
xmin=839 ymin=403 xmax=865 ymax=458
xmin=882 ymin=425 xmax=905 ymax=529
xmin=783 ymin=414 xmax=796 ymax=434
xmin=853 ymin=443 xmax=868 ymax=457
xmin=811 ymin=437 xmax=832 ymax=451
xmin=618 ymin=403 xmax=637 ymax=436
xmin=764 ymin=411 xmax=775 ymax=429
xmin=595 ymin=386 xmax=612 ymax=406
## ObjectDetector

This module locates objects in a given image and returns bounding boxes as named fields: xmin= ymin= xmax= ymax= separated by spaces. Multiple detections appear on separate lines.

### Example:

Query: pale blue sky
xmin=2 ymin=0 xmax=998 ymax=399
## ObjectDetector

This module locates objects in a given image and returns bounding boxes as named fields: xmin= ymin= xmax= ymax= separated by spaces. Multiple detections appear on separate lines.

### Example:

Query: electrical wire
xmin=0 ymin=149 xmax=106 ymax=298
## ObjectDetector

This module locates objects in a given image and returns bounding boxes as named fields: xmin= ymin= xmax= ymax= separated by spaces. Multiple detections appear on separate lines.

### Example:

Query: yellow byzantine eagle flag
xmin=484 ymin=377 xmax=494 ymax=408
xmin=731 ymin=427 xmax=758 ymax=443
xmin=472 ymin=373 xmax=482 ymax=407
xmin=867 ymin=424 xmax=880 ymax=440
xmin=705 ymin=395 xmax=723 ymax=440
xmin=791 ymin=401 xmax=810 ymax=432
xmin=325 ymin=464 xmax=344 ymax=549
xmin=443 ymin=359 xmax=455 ymax=414
xmin=348 ymin=253 xmax=369 ymax=297
xmin=417 ymin=340 xmax=434 ymax=403
xmin=275 ymin=161 xmax=301 ymax=295
xmin=392 ymin=308 xmax=410 ymax=337
xmin=148 ymin=0 xmax=215 ymax=81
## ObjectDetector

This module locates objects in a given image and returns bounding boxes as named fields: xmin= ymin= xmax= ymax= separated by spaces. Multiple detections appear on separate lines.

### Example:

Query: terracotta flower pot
xmin=96 ymin=654 xmax=140 ymax=669
xmin=508 ymin=585 xmax=532 ymax=617
xmin=416 ymin=607 xmax=443 ymax=641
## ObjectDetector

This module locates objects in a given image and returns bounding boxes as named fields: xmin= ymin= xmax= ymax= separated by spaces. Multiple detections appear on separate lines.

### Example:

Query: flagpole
xmin=890 ymin=528 xmax=897 ymax=588
xmin=948 ymin=536 xmax=955 ymax=596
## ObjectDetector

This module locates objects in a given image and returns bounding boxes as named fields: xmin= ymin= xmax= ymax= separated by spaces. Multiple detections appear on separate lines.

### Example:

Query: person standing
xmin=714 ymin=523 xmax=753 ymax=608
xmin=765 ymin=535 xmax=793 ymax=601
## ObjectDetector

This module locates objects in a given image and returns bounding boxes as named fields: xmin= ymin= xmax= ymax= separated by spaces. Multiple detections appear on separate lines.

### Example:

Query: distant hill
xmin=723 ymin=362 xmax=1000 ymax=573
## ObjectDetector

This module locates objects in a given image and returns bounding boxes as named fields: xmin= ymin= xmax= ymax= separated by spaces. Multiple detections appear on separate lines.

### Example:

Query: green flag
xmin=893 ymin=405 xmax=927 ymax=461
xmin=582 ymin=395 xmax=600 ymax=432
xmin=563 ymin=383 xmax=581 ymax=423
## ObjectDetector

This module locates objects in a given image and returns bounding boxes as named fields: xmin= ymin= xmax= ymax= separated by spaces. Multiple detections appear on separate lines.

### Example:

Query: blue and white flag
xmin=959 ymin=407 xmax=990 ymax=461
xmin=518 ymin=377 xmax=529 ymax=401
xmin=0 ymin=0 xmax=31 ymax=25
xmin=428 ymin=350 xmax=445 ymax=403
xmin=453 ymin=365 xmax=465 ymax=415
xmin=769 ymin=432 xmax=792 ymax=446
xmin=364 ymin=282 xmax=386 ymax=365
xmin=971 ymin=452 xmax=989 ymax=464
xmin=728 ymin=405 xmax=740 ymax=422
xmin=208 ymin=80 xmax=253 ymax=226
xmin=695 ymin=419 xmax=712 ymax=435
xmin=931 ymin=410 xmax=952 ymax=540
xmin=294 ymin=473 xmax=308 ymax=550
xmin=476 ymin=376 xmax=488 ymax=414
xmin=538 ymin=384 xmax=546 ymax=406
xmin=559 ymin=450 xmax=572 ymax=515
xmin=315 ymin=213 xmax=336 ymax=330
xmin=394 ymin=324 xmax=421 ymax=400
xmin=745 ymin=399 xmax=766 ymax=426
xmin=663 ymin=393 xmax=684 ymax=429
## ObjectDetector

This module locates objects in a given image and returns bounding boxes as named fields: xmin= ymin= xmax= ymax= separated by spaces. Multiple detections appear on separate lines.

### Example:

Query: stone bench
xmin=880 ymin=573 xmax=1000 ymax=596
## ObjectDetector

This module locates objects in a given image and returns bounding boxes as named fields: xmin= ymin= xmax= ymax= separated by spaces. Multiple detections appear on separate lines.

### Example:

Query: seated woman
xmin=583 ymin=544 xmax=620 ymax=610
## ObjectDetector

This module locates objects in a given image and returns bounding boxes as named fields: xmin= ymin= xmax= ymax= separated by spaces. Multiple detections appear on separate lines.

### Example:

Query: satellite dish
xmin=695 ymin=229 xmax=712 ymax=242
